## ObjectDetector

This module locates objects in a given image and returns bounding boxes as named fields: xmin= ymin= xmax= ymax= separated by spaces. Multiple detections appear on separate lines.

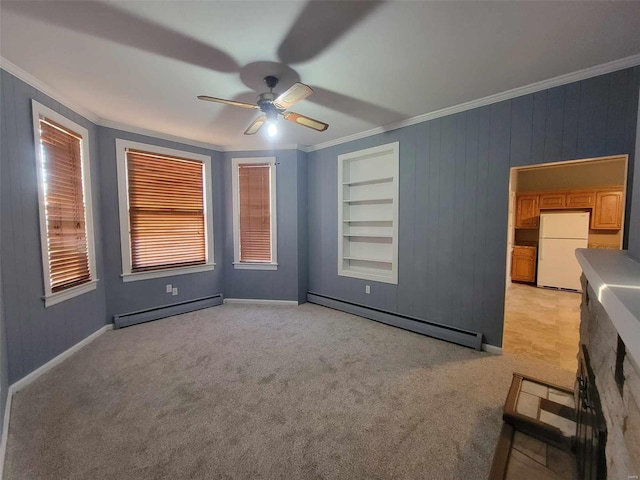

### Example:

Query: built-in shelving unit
xmin=337 ymin=142 xmax=399 ymax=284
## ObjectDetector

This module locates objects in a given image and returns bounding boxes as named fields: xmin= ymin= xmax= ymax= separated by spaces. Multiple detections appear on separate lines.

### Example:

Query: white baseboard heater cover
xmin=307 ymin=292 xmax=482 ymax=350
xmin=113 ymin=294 xmax=223 ymax=329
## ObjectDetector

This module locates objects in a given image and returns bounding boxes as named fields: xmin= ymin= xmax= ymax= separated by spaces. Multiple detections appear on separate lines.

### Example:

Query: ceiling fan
xmin=198 ymin=76 xmax=329 ymax=136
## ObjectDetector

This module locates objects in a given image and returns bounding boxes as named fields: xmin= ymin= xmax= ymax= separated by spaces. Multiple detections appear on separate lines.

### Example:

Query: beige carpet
xmin=4 ymin=303 xmax=575 ymax=480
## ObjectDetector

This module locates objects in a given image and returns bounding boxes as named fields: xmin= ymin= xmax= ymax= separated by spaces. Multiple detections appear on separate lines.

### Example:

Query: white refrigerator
xmin=537 ymin=212 xmax=589 ymax=291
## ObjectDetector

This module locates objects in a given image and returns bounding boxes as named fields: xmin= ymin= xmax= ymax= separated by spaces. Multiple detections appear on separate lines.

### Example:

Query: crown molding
xmin=307 ymin=53 xmax=640 ymax=152
xmin=222 ymin=144 xmax=309 ymax=153
xmin=1 ymin=57 xmax=101 ymax=124
xmin=98 ymin=118 xmax=224 ymax=152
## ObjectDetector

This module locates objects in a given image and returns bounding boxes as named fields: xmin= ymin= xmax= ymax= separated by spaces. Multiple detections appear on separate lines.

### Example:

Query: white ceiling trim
xmin=0 ymin=57 xmax=100 ymax=124
xmin=4 ymin=54 xmax=640 ymax=155
xmin=307 ymin=53 xmax=640 ymax=153
xmin=98 ymin=118 xmax=224 ymax=152
xmin=222 ymin=144 xmax=309 ymax=153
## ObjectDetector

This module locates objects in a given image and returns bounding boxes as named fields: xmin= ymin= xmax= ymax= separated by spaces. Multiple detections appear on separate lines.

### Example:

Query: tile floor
xmin=503 ymin=283 xmax=582 ymax=373
xmin=505 ymin=431 xmax=576 ymax=480
xmin=515 ymin=380 xmax=577 ymax=437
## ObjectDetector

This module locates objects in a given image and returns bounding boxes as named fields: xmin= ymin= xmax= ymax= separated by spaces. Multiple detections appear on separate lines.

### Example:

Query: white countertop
xmin=576 ymin=249 xmax=640 ymax=367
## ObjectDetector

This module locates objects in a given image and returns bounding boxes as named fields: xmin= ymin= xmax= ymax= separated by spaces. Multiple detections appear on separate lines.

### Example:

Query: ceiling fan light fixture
xmin=267 ymin=119 xmax=278 ymax=137
xmin=199 ymin=76 xmax=329 ymax=136
xmin=265 ymin=108 xmax=278 ymax=137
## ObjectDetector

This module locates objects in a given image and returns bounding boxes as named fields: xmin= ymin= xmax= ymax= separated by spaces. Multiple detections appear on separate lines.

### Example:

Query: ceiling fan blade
xmin=244 ymin=116 xmax=267 ymax=135
xmin=283 ymin=112 xmax=329 ymax=132
xmin=273 ymin=83 xmax=313 ymax=110
xmin=198 ymin=95 xmax=258 ymax=109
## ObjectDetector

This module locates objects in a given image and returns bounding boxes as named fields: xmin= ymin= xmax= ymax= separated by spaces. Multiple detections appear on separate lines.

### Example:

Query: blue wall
xmin=307 ymin=67 xmax=640 ymax=347
xmin=0 ymin=258 xmax=8 ymax=443
xmin=97 ymin=127 xmax=225 ymax=320
xmin=297 ymin=150 xmax=309 ymax=304
xmin=629 ymin=84 xmax=640 ymax=259
xmin=221 ymin=149 xmax=308 ymax=301
xmin=0 ymin=70 xmax=108 ymax=385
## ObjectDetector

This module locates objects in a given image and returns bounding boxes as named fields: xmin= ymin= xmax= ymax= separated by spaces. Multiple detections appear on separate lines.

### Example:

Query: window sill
xmin=43 ymin=280 xmax=98 ymax=307
xmin=121 ymin=263 xmax=216 ymax=282
xmin=233 ymin=262 xmax=278 ymax=271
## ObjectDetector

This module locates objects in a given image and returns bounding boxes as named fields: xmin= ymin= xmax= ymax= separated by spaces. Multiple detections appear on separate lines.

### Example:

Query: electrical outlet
xmin=172 ymin=287 xmax=178 ymax=296
xmin=166 ymin=284 xmax=172 ymax=293
xmin=365 ymin=285 xmax=371 ymax=294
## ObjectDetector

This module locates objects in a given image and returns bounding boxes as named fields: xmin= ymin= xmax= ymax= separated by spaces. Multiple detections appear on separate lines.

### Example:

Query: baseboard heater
xmin=307 ymin=292 xmax=482 ymax=350
xmin=113 ymin=294 xmax=223 ymax=329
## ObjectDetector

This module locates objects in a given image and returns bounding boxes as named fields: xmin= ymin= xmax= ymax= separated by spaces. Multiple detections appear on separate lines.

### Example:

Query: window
xmin=32 ymin=100 xmax=97 ymax=306
xmin=116 ymin=140 xmax=214 ymax=281
xmin=232 ymin=157 xmax=277 ymax=270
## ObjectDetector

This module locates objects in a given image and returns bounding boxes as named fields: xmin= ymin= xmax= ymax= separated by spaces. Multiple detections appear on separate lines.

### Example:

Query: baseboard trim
xmin=0 ymin=323 xmax=113 ymax=480
xmin=223 ymin=298 xmax=299 ymax=306
xmin=113 ymin=294 xmax=223 ymax=329
xmin=307 ymin=292 xmax=483 ymax=350
xmin=482 ymin=343 xmax=504 ymax=355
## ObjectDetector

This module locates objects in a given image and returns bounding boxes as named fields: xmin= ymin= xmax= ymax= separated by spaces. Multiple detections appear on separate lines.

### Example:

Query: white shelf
xmin=343 ymin=219 xmax=393 ymax=224
xmin=343 ymin=234 xmax=393 ymax=239
xmin=342 ymin=176 xmax=393 ymax=187
xmin=343 ymin=197 xmax=393 ymax=204
xmin=338 ymin=142 xmax=399 ymax=285
xmin=343 ymin=256 xmax=392 ymax=264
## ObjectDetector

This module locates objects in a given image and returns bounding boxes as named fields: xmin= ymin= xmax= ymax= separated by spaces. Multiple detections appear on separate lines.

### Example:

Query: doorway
xmin=502 ymin=155 xmax=628 ymax=372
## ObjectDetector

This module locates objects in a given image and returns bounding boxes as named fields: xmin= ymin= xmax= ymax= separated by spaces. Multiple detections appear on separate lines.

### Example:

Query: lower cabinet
xmin=511 ymin=246 xmax=537 ymax=283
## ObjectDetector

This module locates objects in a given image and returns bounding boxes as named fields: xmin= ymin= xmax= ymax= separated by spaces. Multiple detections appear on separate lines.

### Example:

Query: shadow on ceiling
xmin=307 ymin=86 xmax=405 ymax=126
xmin=277 ymin=1 xmax=385 ymax=65
xmin=2 ymin=0 xmax=239 ymax=73
xmin=7 ymin=0 xmax=405 ymax=129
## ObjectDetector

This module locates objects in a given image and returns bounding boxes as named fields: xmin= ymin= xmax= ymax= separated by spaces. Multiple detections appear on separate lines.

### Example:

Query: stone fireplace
xmin=577 ymin=249 xmax=640 ymax=480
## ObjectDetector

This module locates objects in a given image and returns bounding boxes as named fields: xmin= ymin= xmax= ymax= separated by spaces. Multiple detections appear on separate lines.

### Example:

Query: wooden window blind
xmin=39 ymin=118 xmax=91 ymax=292
xmin=126 ymin=150 xmax=206 ymax=271
xmin=238 ymin=164 xmax=272 ymax=262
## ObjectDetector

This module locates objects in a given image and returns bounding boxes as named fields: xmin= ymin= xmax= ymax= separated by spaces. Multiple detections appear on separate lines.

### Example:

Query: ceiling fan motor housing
xmin=257 ymin=92 xmax=281 ymax=120
xmin=264 ymin=75 xmax=279 ymax=90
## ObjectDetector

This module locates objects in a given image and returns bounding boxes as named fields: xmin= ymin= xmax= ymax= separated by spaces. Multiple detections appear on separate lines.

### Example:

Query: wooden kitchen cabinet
xmin=515 ymin=195 xmax=539 ymax=228
xmin=511 ymin=246 xmax=536 ymax=283
xmin=566 ymin=191 xmax=596 ymax=208
xmin=591 ymin=190 xmax=623 ymax=230
xmin=539 ymin=193 xmax=566 ymax=209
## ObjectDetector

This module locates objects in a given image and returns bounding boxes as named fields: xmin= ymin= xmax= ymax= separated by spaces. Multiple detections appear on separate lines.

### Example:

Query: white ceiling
xmin=2 ymin=1 xmax=640 ymax=150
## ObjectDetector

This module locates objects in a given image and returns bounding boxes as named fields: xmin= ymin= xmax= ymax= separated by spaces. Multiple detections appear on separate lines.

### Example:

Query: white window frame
xmin=231 ymin=157 xmax=278 ymax=270
xmin=115 ymin=139 xmax=215 ymax=282
xmin=32 ymin=100 xmax=98 ymax=307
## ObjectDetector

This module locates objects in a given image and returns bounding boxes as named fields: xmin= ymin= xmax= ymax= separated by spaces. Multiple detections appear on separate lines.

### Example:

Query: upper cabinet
xmin=515 ymin=187 xmax=624 ymax=231
xmin=591 ymin=190 xmax=623 ymax=230
xmin=515 ymin=195 xmax=539 ymax=228
xmin=566 ymin=191 xmax=595 ymax=208
xmin=539 ymin=193 xmax=566 ymax=209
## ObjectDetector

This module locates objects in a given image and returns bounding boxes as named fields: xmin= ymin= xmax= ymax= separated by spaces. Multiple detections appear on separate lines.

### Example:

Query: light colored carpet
xmin=4 ymin=303 xmax=575 ymax=480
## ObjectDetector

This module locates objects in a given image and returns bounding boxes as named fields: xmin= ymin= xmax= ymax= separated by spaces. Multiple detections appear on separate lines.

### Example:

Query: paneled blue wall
xmin=629 ymin=86 xmax=640 ymax=259
xmin=308 ymin=67 xmax=640 ymax=347
xmin=97 ymin=127 xmax=225 ymax=320
xmin=0 ymin=70 xmax=108 ymax=384
xmin=221 ymin=149 xmax=307 ymax=301
xmin=0 ymin=258 xmax=8 ymax=441
xmin=297 ymin=150 xmax=309 ymax=304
